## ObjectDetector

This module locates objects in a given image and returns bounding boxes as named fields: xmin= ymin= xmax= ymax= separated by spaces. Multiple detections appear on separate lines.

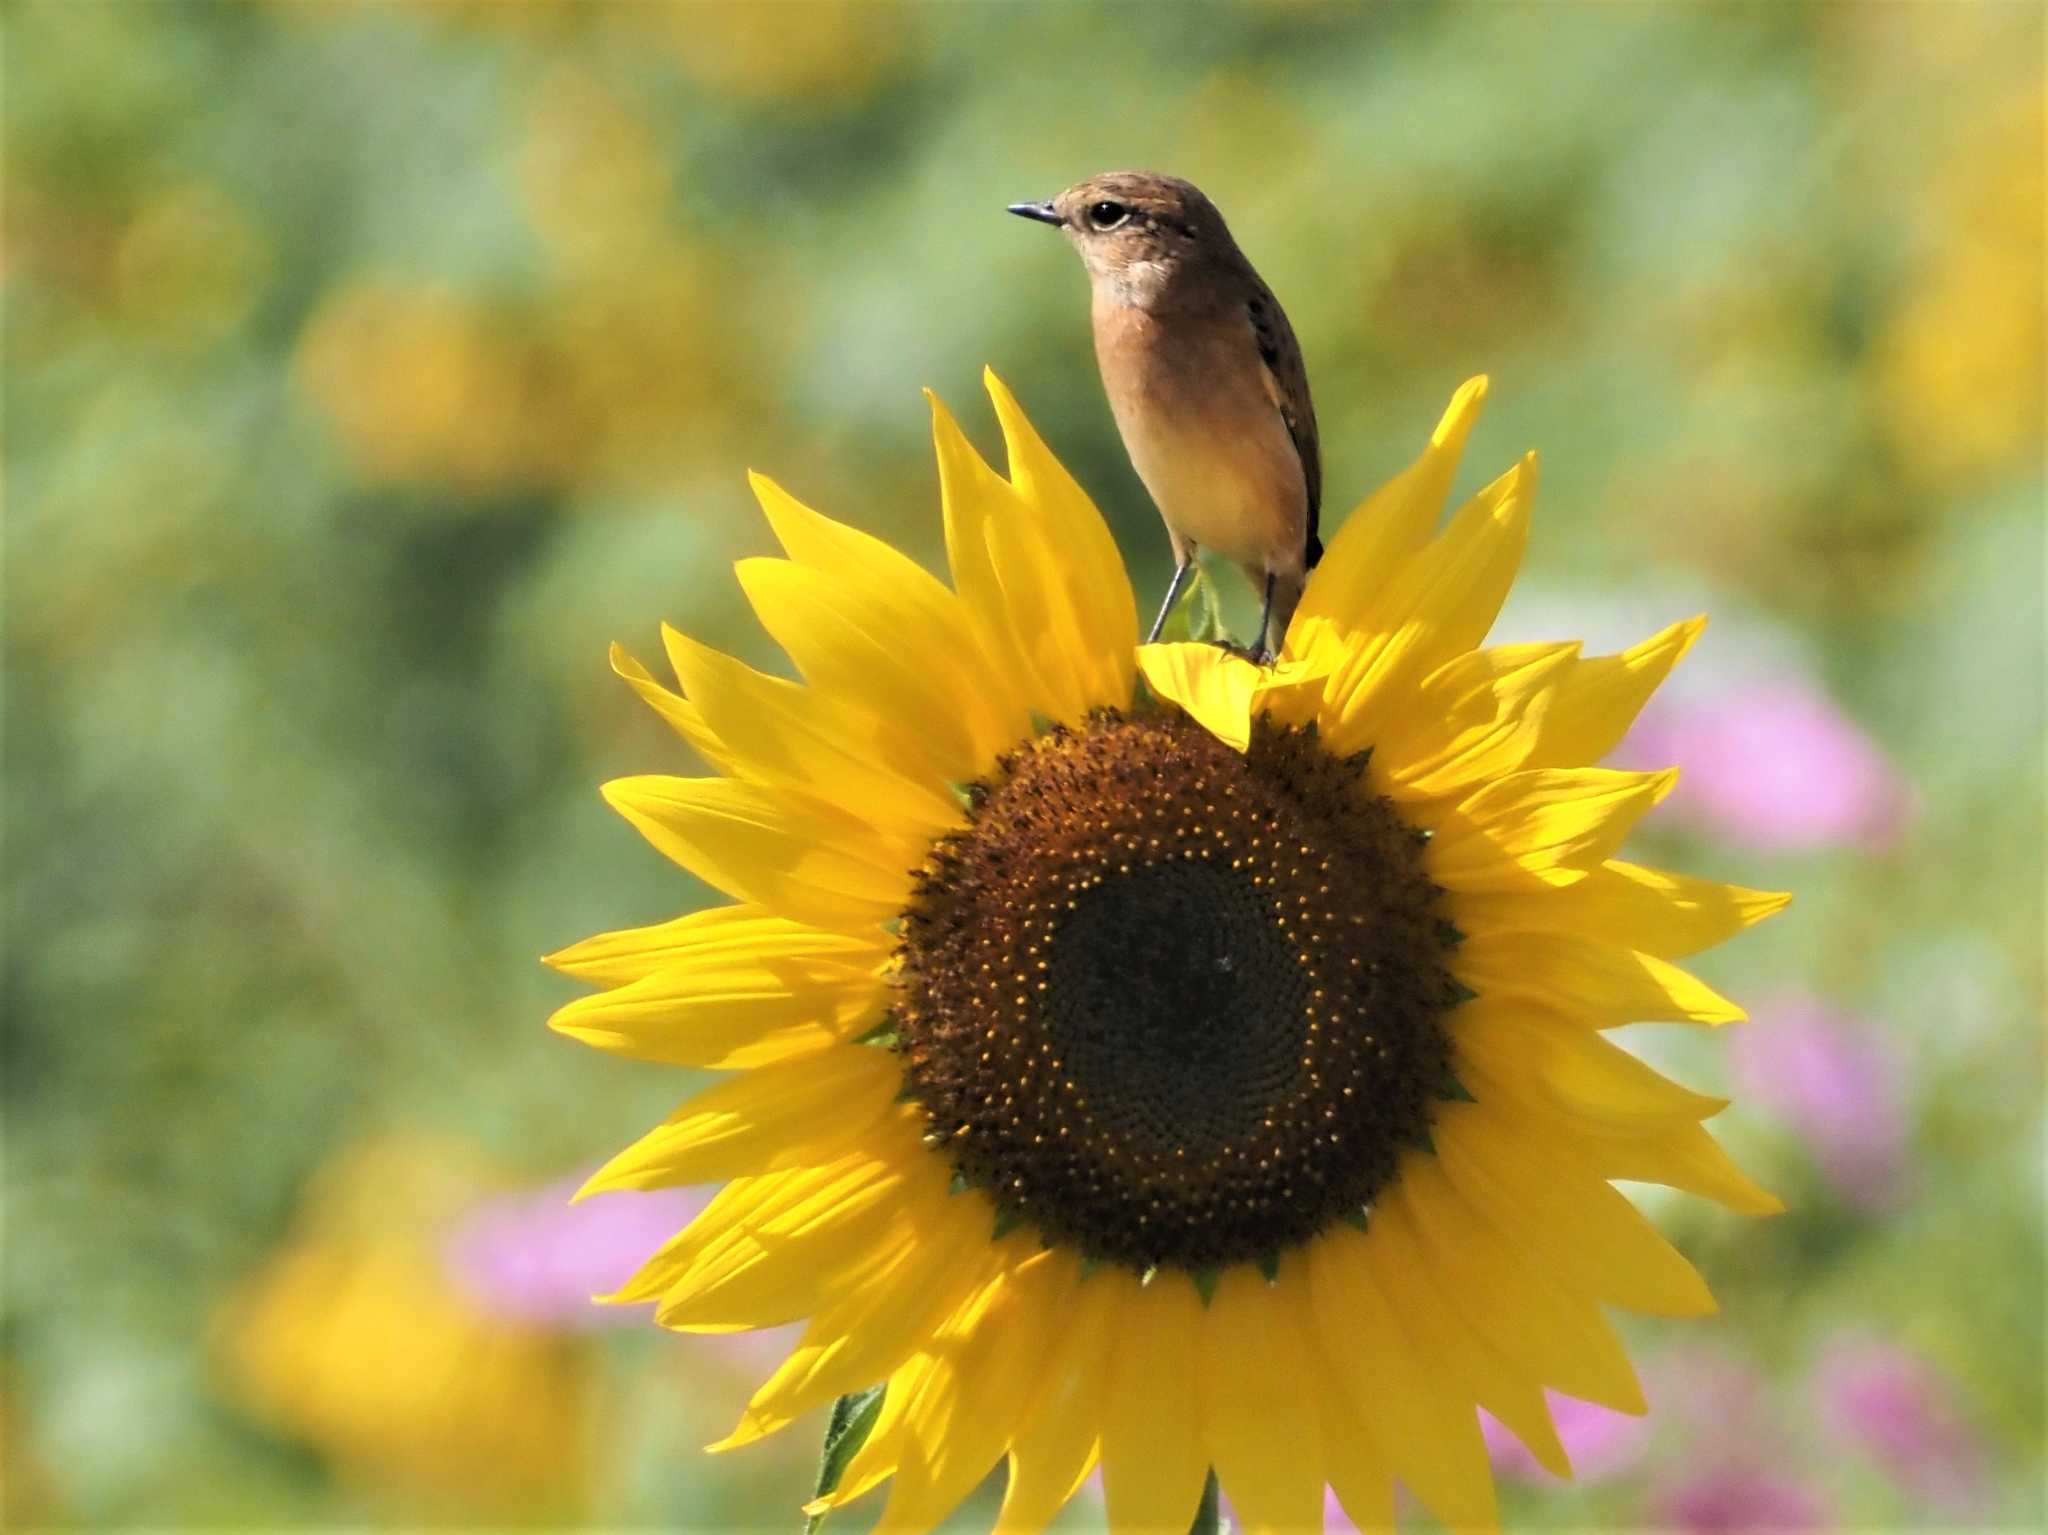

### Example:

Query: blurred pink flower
xmin=1816 ymin=1338 xmax=1993 ymax=1519
xmin=1650 ymin=1465 xmax=1831 ymax=1533
xmin=443 ymin=1176 xmax=708 ymax=1329
xmin=1480 ymin=1393 xmax=1653 ymax=1482
xmin=1731 ymin=991 xmax=1912 ymax=1212
xmin=1621 ymin=674 xmax=1910 ymax=852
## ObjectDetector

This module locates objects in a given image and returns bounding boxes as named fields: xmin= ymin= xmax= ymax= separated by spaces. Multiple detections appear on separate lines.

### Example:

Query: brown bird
xmin=1009 ymin=171 xmax=1320 ymax=662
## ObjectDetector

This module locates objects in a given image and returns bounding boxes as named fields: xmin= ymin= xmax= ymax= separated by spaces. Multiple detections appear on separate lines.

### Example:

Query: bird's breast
xmin=1092 ymin=301 xmax=1308 ymax=570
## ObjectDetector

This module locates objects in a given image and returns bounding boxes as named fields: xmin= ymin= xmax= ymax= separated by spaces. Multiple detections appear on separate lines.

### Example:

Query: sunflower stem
xmin=1189 ymin=1469 xmax=1223 ymax=1535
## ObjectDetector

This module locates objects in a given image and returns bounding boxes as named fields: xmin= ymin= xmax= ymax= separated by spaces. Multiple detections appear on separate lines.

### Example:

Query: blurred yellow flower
xmin=296 ymin=257 xmax=763 ymax=498
xmin=519 ymin=67 xmax=673 ymax=276
xmin=295 ymin=281 xmax=550 ymax=496
xmin=1877 ymin=89 xmax=2045 ymax=488
xmin=552 ymin=373 xmax=1787 ymax=1533
xmin=653 ymin=0 xmax=905 ymax=108
xmin=217 ymin=1138 xmax=594 ymax=1520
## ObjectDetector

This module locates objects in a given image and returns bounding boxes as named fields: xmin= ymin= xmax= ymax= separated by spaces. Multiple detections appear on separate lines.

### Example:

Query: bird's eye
xmin=1087 ymin=200 xmax=1130 ymax=231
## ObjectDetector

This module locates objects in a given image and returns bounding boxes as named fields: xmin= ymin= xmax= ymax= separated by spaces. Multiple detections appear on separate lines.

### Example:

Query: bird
xmin=1008 ymin=171 xmax=1320 ymax=663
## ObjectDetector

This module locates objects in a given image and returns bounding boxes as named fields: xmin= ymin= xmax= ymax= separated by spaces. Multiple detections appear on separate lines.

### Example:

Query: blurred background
xmin=4 ymin=2 xmax=2042 ymax=1528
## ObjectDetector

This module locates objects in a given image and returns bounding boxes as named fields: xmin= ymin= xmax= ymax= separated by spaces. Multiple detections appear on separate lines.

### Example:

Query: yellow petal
xmin=547 ymin=946 xmax=884 ymax=1068
xmin=544 ymin=903 xmax=884 ymax=989
xmin=1305 ymin=1225 xmax=1498 ymax=1531
xmin=812 ymin=1354 xmax=927 ymax=1514
xmin=610 ymin=642 xmax=740 ymax=775
xmin=1582 ymin=1118 xmax=1785 ymax=1216
xmin=869 ymin=1243 xmax=1068 ymax=1535
xmin=660 ymin=624 xmax=964 ymax=837
xmin=1291 ymin=375 xmax=1490 ymax=644
xmin=1319 ymin=1382 xmax=1396 ymax=1535
xmin=650 ymin=1168 xmax=911 ymax=1330
xmin=1497 ymin=1089 xmax=1786 ymax=1215
xmin=606 ymin=1148 xmax=900 ymax=1311
xmin=1429 ymin=768 xmax=1677 ymax=891
xmin=1396 ymin=1155 xmax=1649 ymax=1416
xmin=1453 ymin=930 xmax=1746 ymax=1028
xmin=1204 ymin=1262 xmax=1326 ymax=1535
xmin=749 ymin=473 xmax=1026 ymax=763
xmin=1452 ymin=1000 xmax=1729 ymax=1130
xmin=1380 ymin=642 xmax=1581 ymax=801
xmin=1136 ymin=644 xmax=1328 ymax=753
xmin=1364 ymin=1192 xmax=1570 ymax=1479
xmin=1137 ymin=643 xmax=1264 ymax=752
xmin=1098 ymin=1269 xmax=1210 ymax=1535
xmin=929 ymin=390 xmax=1068 ymax=724
xmin=714 ymin=1176 xmax=993 ymax=1446
xmin=578 ymin=1045 xmax=904 ymax=1195
xmin=984 ymin=368 xmax=1139 ymax=713
xmin=1523 ymin=618 xmax=1705 ymax=770
xmin=995 ymin=1263 xmax=1116 ymax=1535
xmin=1452 ymin=860 xmax=1791 ymax=961
xmin=735 ymin=556 xmax=1001 ymax=785
xmin=601 ymin=774 xmax=916 ymax=932
xmin=1314 ymin=458 xmax=1534 ymax=754
xmin=984 ymin=489 xmax=1101 ymax=727
xmin=1435 ymin=1106 xmax=1717 ymax=1317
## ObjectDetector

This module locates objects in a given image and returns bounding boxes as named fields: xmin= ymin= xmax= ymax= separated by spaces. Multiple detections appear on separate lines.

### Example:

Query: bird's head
xmin=1008 ymin=171 xmax=1238 ymax=306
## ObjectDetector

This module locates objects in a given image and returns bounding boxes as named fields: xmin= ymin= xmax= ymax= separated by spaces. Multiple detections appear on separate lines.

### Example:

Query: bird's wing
xmin=1245 ymin=283 xmax=1322 ymax=563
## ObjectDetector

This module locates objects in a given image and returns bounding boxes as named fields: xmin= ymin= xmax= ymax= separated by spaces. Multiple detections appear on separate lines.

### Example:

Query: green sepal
xmin=1028 ymin=709 xmax=1058 ymax=737
xmin=1190 ymin=1468 xmax=1222 ymax=1535
xmin=879 ymin=915 xmax=904 ymax=937
xmin=1190 ymin=1266 xmax=1222 ymax=1306
xmin=1436 ymin=1064 xmax=1478 ymax=1104
xmin=946 ymin=780 xmax=982 ymax=813
xmin=1341 ymin=1207 xmax=1370 ymax=1232
xmin=992 ymin=1206 xmax=1028 ymax=1241
xmin=807 ymin=1385 xmax=886 ymax=1535
xmin=1256 ymin=1251 xmax=1281 ymax=1283
xmin=1343 ymin=746 xmax=1374 ymax=774
xmin=948 ymin=1169 xmax=973 ymax=1196
xmin=1435 ymin=918 xmax=1466 ymax=948
xmin=1155 ymin=563 xmax=1226 ymax=646
xmin=854 ymin=1017 xmax=902 ymax=1047
xmin=1446 ymin=977 xmax=1480 ymax=1006
xmin=1077 ymin=1254 xmax=1106 ymax=1283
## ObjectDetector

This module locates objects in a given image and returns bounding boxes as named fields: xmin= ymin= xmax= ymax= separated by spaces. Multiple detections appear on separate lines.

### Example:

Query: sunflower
xmin=548 ymin=372 xmax=1787 ymax=1534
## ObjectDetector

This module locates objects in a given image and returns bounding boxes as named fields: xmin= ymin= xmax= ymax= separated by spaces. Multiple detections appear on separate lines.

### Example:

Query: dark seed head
xmin=893 ymin=709 xmax=1462 ymax=1273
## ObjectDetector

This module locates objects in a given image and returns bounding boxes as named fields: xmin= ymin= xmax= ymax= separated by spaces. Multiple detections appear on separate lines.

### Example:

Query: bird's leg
xmin=1145 ymin=559 xmax=1197 ymax=645
xmin=1250 ymin=571 xmax=1278 ymax=666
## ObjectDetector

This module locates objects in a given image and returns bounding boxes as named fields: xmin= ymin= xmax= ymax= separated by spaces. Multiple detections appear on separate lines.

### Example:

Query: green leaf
xmin=806 ymin=1385 xmax=886 ymax=1535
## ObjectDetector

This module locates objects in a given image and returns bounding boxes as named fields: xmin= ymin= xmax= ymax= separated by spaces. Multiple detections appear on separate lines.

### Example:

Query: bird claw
xmin=1212 ymin=638 xmax=1274 ymax=667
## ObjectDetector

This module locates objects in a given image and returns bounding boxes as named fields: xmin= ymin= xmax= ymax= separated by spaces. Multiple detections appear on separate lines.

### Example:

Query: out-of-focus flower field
xmin=4 ymin=3 xmax=2041 ymax=1529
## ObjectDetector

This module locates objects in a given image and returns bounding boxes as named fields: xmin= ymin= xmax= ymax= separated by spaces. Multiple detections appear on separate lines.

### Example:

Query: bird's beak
xmin=1006 ymin=200 xmax=1064 ymax=227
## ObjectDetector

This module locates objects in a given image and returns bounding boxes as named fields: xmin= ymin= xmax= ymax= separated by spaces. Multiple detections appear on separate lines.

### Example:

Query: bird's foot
xmin=1211 ymin=638 xmax=1275 ymax=667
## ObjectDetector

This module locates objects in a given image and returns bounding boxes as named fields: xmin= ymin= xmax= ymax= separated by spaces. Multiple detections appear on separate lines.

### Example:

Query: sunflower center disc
xmin=894 ymin=709 xmax=1461 ymax=1272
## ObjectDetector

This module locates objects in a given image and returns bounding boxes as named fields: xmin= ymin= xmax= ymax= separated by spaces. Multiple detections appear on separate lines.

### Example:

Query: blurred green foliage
xmin=4 ymin=1 xmax=2042 ymax=1528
